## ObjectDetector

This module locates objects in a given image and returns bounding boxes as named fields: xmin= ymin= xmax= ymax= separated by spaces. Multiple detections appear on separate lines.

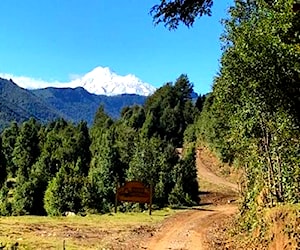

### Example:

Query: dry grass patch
xmin=0 ymin=209 xmax=175 ymax=249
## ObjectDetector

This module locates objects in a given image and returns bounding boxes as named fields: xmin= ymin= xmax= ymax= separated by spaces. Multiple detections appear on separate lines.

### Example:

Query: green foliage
xmin=34 ymin=119 xmax=91 ymax=179
xmin=120 ymin=105 xmax=145 ymax=130
xmin=85 ymin=125 xmax=122 ymax=213
xmin=12 ymin=177 xmax=46 ymax=215
xmin=0 ymin=77 xmax=147 ymax=130
xmin=196 ymin=0 xmax=300 ymax=232
xmin=151 ymin=0 xmax=213 ymax=30
xmin=195 ymin=94 xmax=206 ymax=112
xmin=44 ymin=163 xmax=86 ymax=216
xmin=127 ymin=136 xmax=167 ymax=185
xmin=0 ymin=136 xmax=7 ymax=188
xmin=0 ymin=185 xmax=11 ymax=216
xmin=169 ymin=146 xmax=199 ymax=206
xmin=0 ymin=74 xmax=200 ymax=215
xmin=12 ymin=118 xmax=40 ymax=181
xmin=196 ymin=92 xmax=234 ymax=162
xmin=183 ymin=124 xmax=197 ymax=145
xmin=114 ymin=123 xmax=138 ymax=174
xmin=143 ymin=75 xmax=197 ymax=147
xmin=0 ymin=78 xmax=62 ymax=130
xmin=92 ymin=105 xmax=113 ymax=128
xmin=1 ymin=122 xmax=19 ymax=177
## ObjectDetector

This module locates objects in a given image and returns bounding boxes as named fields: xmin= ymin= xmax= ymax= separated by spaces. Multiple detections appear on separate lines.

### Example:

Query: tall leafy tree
xmin=85 ymin=126 xmax=122 ymax=213
xmin=12 ymin=118 xmax=40 ymax=181
xmin=0 ymin=136 xmax=7 ymax=188
xmin=126 ymin=136 xmax=181 ymax=207
xmin=120 ymin=105 xmax=146 ymax=130
xmin=1 ymin=121 xmax=19 ymax=177
xmin=197 ymin=0 xmax=300 ymax=225
xmin=127 ymin=136 xmax=164 ymax=185
xmin=143 ymin=75 xmax=197 ymax=147
xmin=114 ymin=122 xmax=138 ymax=179
xmin=44 ymin=162 xmax=86 ymax=215
xmin=168 ymin=146 xmax=199 ymax=206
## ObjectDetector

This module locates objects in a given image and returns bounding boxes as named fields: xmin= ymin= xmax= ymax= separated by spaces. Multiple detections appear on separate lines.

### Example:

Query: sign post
xmin=116 ymin=181 xmax=153 ymax=215
xmin=149 ymin=184 xmax=153 ymax=215
xmin=114 ymin=181 xmax=119 ymax=213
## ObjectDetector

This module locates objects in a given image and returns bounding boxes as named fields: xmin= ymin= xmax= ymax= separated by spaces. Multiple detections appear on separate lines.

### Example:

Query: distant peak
xmin=90 ymin=66 xmax=113 ymax=74
xmin=0 ymin=67 xmax=156 ymax=96
xmin=70 ymin=66 xmax=156 ymax=96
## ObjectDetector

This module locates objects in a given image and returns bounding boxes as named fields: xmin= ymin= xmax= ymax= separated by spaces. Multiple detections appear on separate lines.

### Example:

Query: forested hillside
xmin=194 ymin=0 xmax=299 ymax=247
xmin=0 ymin=75 xmax=201 ymax=216
xmin=0 ymin=78 xmax=147 ymax=131
xmin=0 ymin=78 xmax=64 ymax=130
xmin=0 ymin=0 xmax=298 ymax=247
xmin=32 ymin=87 xmax=147 ymax=124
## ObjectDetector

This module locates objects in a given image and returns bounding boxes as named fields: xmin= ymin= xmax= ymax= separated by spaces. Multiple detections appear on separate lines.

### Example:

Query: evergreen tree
xmin=12 ymin=118 xmax=40 ymax=181
xmin=143 ymin=75 xmax=197 ymax=147
xmin=11 ymin=177 xmax=46 ymax=215
xmin=127 ymin=136 xmax=179 ymax=207
xmin=120 ymin=105 xmax=145 ymax=130
xmin=195 ymin=94 xmax=206 ymax=112
xmin=0 ymin=185 xmax=11 ymax=216
xmin=1 ymin=121 xmax=19 ymax=177
xmin=0 ymin=136 xmax=7 ymax=188
xmin=85 ymin=127 xmax=121 ymax=213
xmin=114 ymin=123 xmax=138 ymax=180
xmin=168 ymin=146 xmax=199 ymax=206
xmin=44 ymin=162 xmax=86 ymax=215
xmin=196 ymin=0 xmax=300 ymax=230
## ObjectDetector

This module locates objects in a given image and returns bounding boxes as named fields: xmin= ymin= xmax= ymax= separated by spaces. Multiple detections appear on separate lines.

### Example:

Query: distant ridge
xmin=32 ymin=87 xmax=147 ymax=124
xmin=0 ymin=78 xmax=63 ymax=130
xmin=0 ymin=77 xmax=147 ymax=131
xmin=0 ymin=66 xmax=156 ymax=96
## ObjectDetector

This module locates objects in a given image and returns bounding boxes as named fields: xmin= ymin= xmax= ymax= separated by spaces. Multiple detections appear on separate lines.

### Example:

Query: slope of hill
xmin=0 ymin=78 xmax=64 ymax=130
xmin=1 ymin=66 xmax=156 ymax=96
xmin=31 ymin=87 xmax=147 ymax=124
xmin=0 ymin=77 xmax=147 ymax=130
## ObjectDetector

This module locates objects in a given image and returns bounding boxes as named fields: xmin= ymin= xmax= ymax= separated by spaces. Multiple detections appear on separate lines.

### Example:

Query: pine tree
xmin=44 ymin=162 xmax=86 ymax=215
xmin=1 ymin=121 xmax=19 ymax=177
xmin=12 ymin=118 xmax=40 ymax=181
xmin=0 ymin=136 xmax=7 ymax=188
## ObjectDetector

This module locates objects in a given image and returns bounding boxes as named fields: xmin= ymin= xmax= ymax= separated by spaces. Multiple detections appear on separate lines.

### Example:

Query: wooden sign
xmin=117 ymin=181 xmax=151 ymax=203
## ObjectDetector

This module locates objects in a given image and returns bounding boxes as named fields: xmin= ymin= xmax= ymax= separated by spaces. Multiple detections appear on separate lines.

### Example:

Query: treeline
xmin=0 ymin=75 xmax=201 ymax=216
xmin=195 ymin=0 xmax=299 ymax=231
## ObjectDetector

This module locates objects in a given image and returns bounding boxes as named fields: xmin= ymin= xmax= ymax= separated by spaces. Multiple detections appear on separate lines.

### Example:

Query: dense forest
xmin=195 ymin=0 xmax=299 ymax=237
xmin=0 ymin=0 xmax=298 ymax=246
xmin=0 ymin=77 xmax=148 ymax=130
xmin=0 ymin=75 xmax=202 ymax=216
xmin=152 ymin=0 xmax=299 ymax=244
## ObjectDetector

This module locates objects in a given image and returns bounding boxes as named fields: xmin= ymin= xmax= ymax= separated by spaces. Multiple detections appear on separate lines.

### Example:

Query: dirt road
xmin=145 ymin=148 xmax=239 ymax=250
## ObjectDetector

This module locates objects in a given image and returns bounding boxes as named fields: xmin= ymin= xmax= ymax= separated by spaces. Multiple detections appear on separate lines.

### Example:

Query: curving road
xmin=145 ymin=147 xmax=238 ymax=250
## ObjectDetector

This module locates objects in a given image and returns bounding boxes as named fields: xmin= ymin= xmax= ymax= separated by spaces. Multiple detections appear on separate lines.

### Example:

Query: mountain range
xmin=0 ymin=66 xmax=156 ymax=96
xmin=68 ymin=67 xmax=156 ymax=96
xmin=0 ymin=77 xmax=147 ymax=131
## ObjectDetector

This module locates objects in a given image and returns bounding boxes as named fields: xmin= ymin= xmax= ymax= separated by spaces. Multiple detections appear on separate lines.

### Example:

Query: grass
xmin=0 ymin=209 xmax=176 ymax=250
xmin=226 ymin=203 xmax=300 ymax=250
xmin=199 ymin=178 xmax=234 ymax=193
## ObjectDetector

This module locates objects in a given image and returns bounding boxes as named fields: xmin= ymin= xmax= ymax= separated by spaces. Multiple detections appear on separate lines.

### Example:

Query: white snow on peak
xmin=0 ymin=66 xmax=156 ymax=96
xmin=69 ymin=66 xmax=156 ymax=96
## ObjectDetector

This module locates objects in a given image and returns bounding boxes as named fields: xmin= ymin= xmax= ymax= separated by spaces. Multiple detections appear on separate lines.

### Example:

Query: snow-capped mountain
xmin=69 ymin=67 xmax=156 ymax=96
xmin=0 ymin=66 xmax=156 ymax=96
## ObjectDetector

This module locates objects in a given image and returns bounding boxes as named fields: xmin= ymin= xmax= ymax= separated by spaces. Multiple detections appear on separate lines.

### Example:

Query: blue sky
xmin=0 ymin=0 xmax=233 ymax=95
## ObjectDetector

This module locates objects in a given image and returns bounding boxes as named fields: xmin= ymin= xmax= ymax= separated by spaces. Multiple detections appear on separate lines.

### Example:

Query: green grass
xmin=0 ymin=209 xmax=176 ymax=250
